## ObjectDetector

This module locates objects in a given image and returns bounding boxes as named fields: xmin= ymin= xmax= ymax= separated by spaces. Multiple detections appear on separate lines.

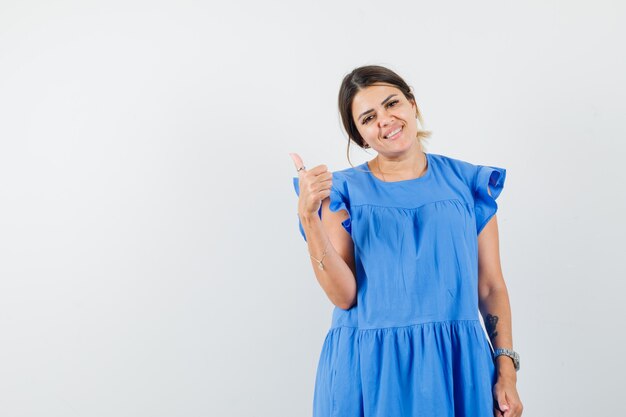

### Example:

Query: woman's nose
xmin=379 ymin=112 xmax=395 ymax=126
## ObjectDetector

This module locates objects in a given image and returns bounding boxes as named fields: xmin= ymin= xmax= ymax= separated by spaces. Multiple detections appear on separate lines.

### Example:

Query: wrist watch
xmin=493 ymin=348 xmax=520 ymax=371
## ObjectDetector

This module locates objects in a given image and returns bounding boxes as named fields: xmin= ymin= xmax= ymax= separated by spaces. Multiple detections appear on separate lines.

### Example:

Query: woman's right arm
xmin=289 ymin=152 xmax=357 ymax=310
xmin=299 ymin=200 xmax=357 ymax=310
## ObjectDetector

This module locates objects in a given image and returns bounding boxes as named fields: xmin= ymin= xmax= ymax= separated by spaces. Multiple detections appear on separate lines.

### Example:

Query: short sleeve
xmin=292 ymin=174 xmax=352 ymax=242
xmin=473 ymin=164 xmax=506 ymax=235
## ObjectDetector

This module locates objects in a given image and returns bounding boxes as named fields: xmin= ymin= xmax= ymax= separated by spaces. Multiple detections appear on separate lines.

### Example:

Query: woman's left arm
xmin=477 ymin=212 xmax=524 ymax=417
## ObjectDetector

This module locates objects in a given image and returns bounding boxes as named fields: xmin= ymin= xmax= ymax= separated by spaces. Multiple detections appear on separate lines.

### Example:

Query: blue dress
xmin=292 ymin=152 xmax=507 ymax=417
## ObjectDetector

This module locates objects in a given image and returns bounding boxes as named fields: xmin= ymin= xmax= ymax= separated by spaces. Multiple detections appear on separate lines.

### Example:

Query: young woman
xmin=290 ymin=65 xmax=523 ymax=417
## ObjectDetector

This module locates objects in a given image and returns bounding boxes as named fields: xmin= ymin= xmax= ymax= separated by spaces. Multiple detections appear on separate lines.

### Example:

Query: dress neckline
xmin=363 ymin=152 xmax=433 ymax=184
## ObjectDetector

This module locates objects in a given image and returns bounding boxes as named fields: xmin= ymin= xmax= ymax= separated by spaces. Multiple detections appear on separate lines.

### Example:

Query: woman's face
xmin=351 ymin=83 xmax=418 ymax=154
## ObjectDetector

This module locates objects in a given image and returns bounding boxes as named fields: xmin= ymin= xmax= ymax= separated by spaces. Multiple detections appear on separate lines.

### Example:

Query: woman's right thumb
xmin=289 ymin=153 xmax=306 ymax=174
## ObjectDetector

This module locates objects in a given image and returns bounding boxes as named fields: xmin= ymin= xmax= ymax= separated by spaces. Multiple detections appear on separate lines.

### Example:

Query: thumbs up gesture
xmin=289 ymin=153 xmax=333 ymax=219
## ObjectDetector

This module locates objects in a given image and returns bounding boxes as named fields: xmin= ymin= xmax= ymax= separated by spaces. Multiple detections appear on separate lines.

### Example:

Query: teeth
xmin=385 ymin=127 xmax=402 ymax=139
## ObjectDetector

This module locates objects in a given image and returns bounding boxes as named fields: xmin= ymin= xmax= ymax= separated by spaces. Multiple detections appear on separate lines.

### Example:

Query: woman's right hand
xmin=289 ymin=153 xmax=333 ymax=219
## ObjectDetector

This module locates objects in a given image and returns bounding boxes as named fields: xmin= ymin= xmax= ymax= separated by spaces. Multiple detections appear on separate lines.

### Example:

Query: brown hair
xmin=337 ymin=65 xmax=432 ymax=168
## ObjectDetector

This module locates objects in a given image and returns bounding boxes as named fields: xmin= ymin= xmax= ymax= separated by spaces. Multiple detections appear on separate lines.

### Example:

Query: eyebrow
xmin=357 ymin=94 xmax=398 ymax=121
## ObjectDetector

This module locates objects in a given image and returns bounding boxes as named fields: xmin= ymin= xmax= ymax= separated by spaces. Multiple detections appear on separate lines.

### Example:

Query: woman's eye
xmin=361 ymin=100 xmax=399 ymax=125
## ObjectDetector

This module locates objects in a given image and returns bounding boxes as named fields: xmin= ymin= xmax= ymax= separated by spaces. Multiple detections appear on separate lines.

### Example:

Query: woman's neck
xmin=372 ymin=150 xmax=428 ymax=181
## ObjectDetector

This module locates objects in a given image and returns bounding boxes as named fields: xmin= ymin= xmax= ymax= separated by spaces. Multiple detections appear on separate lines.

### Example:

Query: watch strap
xmin=493 ymin=347 xmax=520 ymax=371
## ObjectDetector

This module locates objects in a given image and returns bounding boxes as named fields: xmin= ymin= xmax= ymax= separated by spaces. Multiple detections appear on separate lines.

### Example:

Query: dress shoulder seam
xmin=351 ymin=198 xmax=469 ymax=210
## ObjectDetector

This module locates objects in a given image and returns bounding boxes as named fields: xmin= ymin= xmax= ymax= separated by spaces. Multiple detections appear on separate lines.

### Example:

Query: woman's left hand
xmin=493 ymin=376 xmax=523 ymax=417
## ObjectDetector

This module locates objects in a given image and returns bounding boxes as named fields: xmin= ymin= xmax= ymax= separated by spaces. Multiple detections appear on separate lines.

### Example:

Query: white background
xmin=1 ymin=1 xmax=624 ymax=416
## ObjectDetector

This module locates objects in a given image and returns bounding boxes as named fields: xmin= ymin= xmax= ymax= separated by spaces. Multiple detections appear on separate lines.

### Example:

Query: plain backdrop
xmin=1 ymin=1 xmax=624 ymax=416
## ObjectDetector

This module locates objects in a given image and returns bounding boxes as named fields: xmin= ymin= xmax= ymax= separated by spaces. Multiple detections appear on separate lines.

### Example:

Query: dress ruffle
xmin=314 ymin=321 xmax=496 ymax=417
xmin=292 ymin=174 xmax=352 ymax=242
xmin=473 ymin=165 xmax=506 ymax=235
xmin=357 ymin=320 xmax=496 ymax=416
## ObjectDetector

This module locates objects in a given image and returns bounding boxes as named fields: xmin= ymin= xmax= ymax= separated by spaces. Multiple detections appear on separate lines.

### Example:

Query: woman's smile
xmin=383 ymin=125 xmax=403 ymax=140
